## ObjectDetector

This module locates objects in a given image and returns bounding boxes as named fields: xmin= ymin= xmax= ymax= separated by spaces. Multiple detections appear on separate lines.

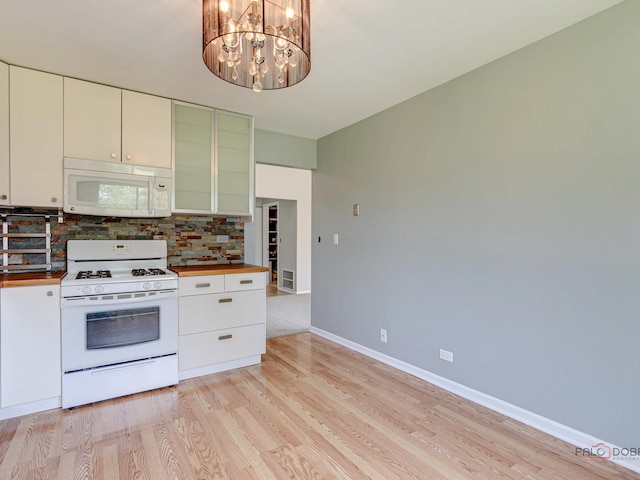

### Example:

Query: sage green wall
xmin=313 ymin=1 xmax=639 ymax=447
xmin=255 ymin=128 xmax=317 ymax=170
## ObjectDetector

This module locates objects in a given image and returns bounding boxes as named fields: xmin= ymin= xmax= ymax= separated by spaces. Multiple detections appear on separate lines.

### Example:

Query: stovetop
xmin=62 ymin=239 xmax=178 ymax=297
xmin=73 ymin=268 xmax=171 ymax=280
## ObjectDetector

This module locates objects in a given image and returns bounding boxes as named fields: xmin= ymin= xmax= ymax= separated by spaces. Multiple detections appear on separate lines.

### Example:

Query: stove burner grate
xmin=76 ymin=270 xmax=112 ymax=280
xmin=132 ymin=268 xmax=168 ymax=277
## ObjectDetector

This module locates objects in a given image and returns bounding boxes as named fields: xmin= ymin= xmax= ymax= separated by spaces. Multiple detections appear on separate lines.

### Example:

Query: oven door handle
xmin=61 ymin=290 xmax=178 ymax=308
xmin=90 ymin=359 xmax=156 ymax=375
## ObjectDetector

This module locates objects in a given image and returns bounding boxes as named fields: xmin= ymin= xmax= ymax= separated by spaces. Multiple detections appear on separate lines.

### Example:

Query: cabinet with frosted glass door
xmin=172 ymin=103 xmax=254 ymax=217
xmin=214 ymin=110 xmax=254 ymax=217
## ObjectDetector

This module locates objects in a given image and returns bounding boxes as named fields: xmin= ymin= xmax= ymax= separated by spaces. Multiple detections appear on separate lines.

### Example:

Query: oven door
xmin=61 ymin=293 xmax=178 ymax=372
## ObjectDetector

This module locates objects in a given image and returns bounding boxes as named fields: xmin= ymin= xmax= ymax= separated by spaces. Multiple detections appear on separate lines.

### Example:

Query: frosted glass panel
xmin=216 ymin=111 xmax=252 ymax=214
xmin=174 ymin=103 xmax=213 ymax=212
xmin=218 ymin=194 xmax=249 ymax=213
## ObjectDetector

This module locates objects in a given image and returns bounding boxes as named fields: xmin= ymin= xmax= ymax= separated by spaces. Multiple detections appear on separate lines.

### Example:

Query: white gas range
xmin=60 ymin=239 xmax=179 ymax=408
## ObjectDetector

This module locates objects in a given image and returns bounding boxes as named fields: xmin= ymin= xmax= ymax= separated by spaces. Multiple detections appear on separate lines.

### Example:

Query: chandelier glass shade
xmin=203 ymin=0 xmax=311 ymax=92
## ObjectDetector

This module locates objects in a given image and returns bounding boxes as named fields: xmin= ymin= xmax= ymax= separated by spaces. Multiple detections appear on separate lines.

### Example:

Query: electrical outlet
xmin=380 ymin=328 xmax=387 ymax=343
xmin=333 ymin=233 xmax=339 ymax=245
xmin=216 ymin=235 xmax=229 ymax=243
xmin=439 ymin=349 xmax=453 ymax=363
xmin=353 ymin=204 xmax=360 ymax=216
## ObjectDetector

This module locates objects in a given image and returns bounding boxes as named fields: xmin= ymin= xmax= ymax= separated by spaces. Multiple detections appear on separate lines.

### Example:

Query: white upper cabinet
xmin=10 ymin=66 xmax=63 ymax=208
xmin=172 ymin=104 xmax=254 ymax=216
xmin=122 ymin=90 xmax=172 ymax=169
xmin=172 ymin=101 xmax=214 ymax=213
xmin=0 ymin=61 xmax=9 ymax=206
xmin=64 ymin=77 xmax=121 ymax=162
xmin=64 ymin=78 xmax=171 ymax=169
xmin=215 ymin=111 xmax=254 ymax=216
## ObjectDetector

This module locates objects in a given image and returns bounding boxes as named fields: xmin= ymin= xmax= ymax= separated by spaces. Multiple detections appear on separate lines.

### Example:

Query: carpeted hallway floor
xmin=266 ymin=293 xmax=311 ymax=338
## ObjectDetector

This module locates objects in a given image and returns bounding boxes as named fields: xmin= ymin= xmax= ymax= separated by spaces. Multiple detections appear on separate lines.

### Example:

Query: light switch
xmin=333 ymin=234 xmax=339 ymax=245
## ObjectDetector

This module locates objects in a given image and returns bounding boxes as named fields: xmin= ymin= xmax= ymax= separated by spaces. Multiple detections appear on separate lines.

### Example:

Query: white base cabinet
xmin=178 ymin=272 xmax=266 ymax=379
xmin=0 ymin=285 xmax=61 ymax=408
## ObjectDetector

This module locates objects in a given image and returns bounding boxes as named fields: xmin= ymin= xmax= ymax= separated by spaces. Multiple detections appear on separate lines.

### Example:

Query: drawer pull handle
xmin=219 ymin=298 xmax=233 ymax=303
xmin=195 ymin=283 xmax=211 ymax=288
xmin=240 ymin=279 xmax=253 ymax=285
xmin=218 ymin=334 xmax=233 ymax=341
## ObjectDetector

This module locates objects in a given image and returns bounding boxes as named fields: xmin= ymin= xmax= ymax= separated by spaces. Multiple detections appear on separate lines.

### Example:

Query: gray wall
xmin=278 ymin=199 xmax=297 ymax=290
xmin=255 ymin=128 xmax=317 ymax=169
xmin=312 ymin=1 xmax=640 ymax=447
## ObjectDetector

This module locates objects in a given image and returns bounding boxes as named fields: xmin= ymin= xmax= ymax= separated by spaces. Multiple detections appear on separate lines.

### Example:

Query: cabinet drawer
xmin=179 ymin=324 xmax=266 ymax=371
xmin=179 ymin=275 xmax=225 ymax=296
xmin=179 ymin=289 xmax=265 ymax=335
xmin=225 ymin=272 xmax=265 ymax=292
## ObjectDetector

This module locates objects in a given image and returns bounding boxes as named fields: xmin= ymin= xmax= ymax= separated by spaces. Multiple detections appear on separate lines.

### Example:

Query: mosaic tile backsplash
xmin=1 ymin=211 xmax=246 ymax=272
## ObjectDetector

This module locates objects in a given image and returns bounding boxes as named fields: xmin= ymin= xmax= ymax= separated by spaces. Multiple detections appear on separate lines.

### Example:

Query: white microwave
xmin=63 ymin=158 xmax=172 ymax=218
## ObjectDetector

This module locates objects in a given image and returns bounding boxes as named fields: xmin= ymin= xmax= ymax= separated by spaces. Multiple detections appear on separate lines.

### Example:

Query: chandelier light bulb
xmin=220 ymin=0 xmax=229 ymax=13
xmin=274 ymin=36 xmax=289 ymax=51
xmin=286 ymin=7 xmax=294 ymax=19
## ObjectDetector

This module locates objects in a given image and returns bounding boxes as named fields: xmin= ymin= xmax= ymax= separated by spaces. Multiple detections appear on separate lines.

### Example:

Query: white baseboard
xmin=178 ymin=355 xmax=262 ymax=381
xmin=310 ymin=327 xmax=640 ymax=475
xmin=295 ymin=290 xmax=311 ymax=295
xmin=0 ymin=397 xmax=61 ymax=421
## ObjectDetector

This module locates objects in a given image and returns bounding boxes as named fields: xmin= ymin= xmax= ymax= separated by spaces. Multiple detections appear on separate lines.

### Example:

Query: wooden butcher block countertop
xmin=169 ymin=264 xmax=269 ymax=277
xmin=0 ymin=271 xmax=66 ymax=288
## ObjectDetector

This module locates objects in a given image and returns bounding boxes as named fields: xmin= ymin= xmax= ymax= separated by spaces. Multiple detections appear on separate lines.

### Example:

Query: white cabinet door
xmin=0 ymin=61 xmax=9 ymax=206
xmin=179 ymin=289 xmax=266 ymax=335
xmin=64 ymin=77 xmax=121 ymax=162
xmin=9 ymin=66 xmax=63 ymax=208
xmin=122 ymin=90 xmax=172 ymax=169
xmin=0 ymin=285 xmax=61 ymax=408
xmin=215 ymin=111 xmax=254 ymax=216
xmin=172 ymin=101 xmax=215 ymax=213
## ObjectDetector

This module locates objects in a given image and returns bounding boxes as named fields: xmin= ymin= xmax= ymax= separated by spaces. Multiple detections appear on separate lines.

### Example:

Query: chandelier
xmin=203 ymin=0 xmax=311 ymax=92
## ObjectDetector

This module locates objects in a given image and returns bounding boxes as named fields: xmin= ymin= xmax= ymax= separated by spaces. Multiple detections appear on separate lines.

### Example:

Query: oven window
xmin=86 ymin=307 xmax=160 ymax=349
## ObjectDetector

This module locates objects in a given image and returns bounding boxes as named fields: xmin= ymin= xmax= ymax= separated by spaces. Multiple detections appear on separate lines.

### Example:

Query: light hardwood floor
xmin=266 ymin=283 xmax=291 ymax=297
xmin=0 ymin=333 xmax=637 ymax=479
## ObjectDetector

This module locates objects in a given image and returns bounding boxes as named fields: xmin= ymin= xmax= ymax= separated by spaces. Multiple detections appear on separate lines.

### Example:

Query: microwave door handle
xmin=148 ymin=177 xmax=154 ymax=215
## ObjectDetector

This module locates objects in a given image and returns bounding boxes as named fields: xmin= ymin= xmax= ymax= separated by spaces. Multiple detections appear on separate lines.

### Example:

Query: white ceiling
xmin=0 ymin=0 xmax=623 ymax=140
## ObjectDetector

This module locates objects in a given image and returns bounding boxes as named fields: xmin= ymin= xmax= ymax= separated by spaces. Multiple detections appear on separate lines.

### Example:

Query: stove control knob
xmin=82 ymin=286 xmax=92 ymax=295
xmin=154 ymin=281 xmax=162 ymax=289
xmin=95 ymin=285 xmax=104 ymax=294
xmin=143 ymin=282 xmax=151 ymax=290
